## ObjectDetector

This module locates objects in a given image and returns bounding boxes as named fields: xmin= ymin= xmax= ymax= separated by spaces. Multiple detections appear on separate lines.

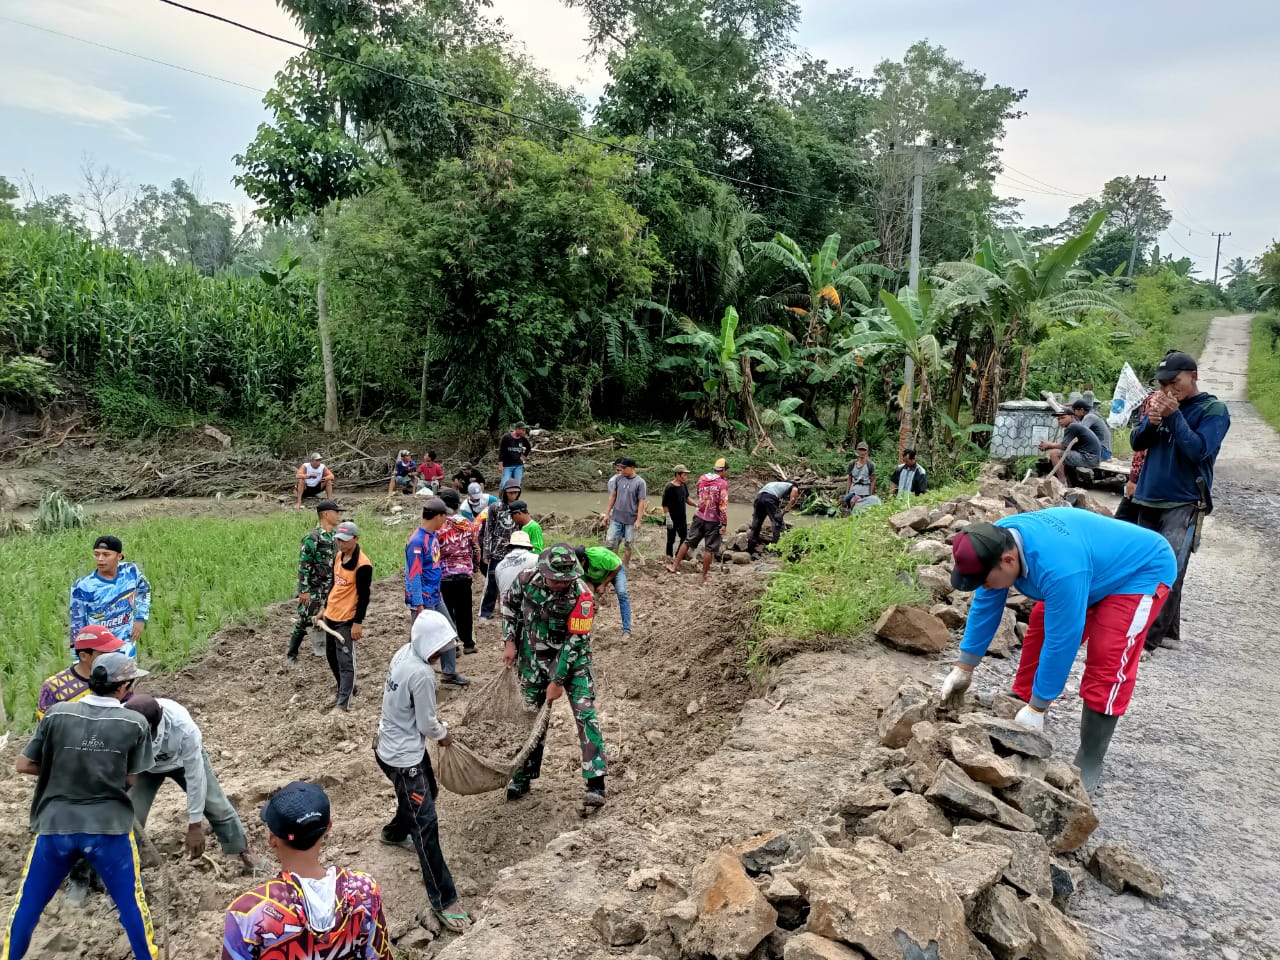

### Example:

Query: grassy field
xmin=750 ymin=483 xmax=975 ymax=671
xmin=0 ymin=506 xmax=411 ymax=729
xmin=1248 ymin=313 xmax=1280 ymax=432
xmin=1165 ymin=308 xmax=1223 ymax=361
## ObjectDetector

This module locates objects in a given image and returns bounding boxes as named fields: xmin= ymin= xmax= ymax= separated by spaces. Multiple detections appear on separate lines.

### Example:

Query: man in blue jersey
xmin=405 ymin=499 xmax=469 ymax=688
xmin=70 ymin=535 xmax=151 ymax=659
xmin=939 ymin=509 xmax=1176 ymax=793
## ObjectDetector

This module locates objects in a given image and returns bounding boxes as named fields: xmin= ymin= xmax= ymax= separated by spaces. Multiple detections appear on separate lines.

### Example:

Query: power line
xmin=0 ymin=13 xmax=267 ymax=95
xmin=997 ymin=161 xmax=1091 ymax=198
xmin=1161 ymin=230 xmax=1207 ymax=260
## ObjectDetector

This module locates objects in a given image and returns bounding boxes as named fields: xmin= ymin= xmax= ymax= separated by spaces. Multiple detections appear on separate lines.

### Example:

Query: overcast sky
xmin=1 ymin=0 xmax=1274 ymax=274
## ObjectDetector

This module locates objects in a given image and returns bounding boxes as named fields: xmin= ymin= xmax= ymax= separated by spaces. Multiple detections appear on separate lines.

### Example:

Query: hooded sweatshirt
xmin=375 ymin=626 xmax=449 ymax=768
xmin=1130 ymin=391 xmax=1230 ymax=508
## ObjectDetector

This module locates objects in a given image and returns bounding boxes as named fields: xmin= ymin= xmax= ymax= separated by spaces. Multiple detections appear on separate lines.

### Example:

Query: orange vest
xmin=324 ymin=548 xmax=372 ymax=622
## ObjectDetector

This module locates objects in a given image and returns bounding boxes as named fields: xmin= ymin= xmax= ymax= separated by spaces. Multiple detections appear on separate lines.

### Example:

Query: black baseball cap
xmin=422 ymin=497 xmax=448 ymax=519
xmin=93 ymin=535 xmax=123 ymax=553
xmin=315 ymin=500 xmax=339 ymax=513
xmin=261 ymin=781 xmax=331 ymax=850
xmin=950 ymin=522 xmax=1012 ymax=591
xmin=508 ymin=499 xmax=529 ymax=514
xmin=617 ymin=457 xmax=637 ymax=468
xmin=438 ymin=488 xmax=461 ymax=510
xmin=1155 ymin=351 xmax=1197 ymax=382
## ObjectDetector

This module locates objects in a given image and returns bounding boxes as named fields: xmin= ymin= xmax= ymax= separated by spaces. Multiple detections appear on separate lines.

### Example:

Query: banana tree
xmin=863 ymin=287 xmax=948 ymax=457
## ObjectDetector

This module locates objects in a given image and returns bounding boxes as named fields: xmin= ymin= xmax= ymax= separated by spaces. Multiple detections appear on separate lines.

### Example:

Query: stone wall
xmin=990 ymin=399 xmax=1060 ymax=458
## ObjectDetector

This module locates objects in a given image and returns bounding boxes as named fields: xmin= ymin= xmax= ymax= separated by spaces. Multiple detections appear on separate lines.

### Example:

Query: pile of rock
xmin=871 ymin=470 xmax=1113 ymax=658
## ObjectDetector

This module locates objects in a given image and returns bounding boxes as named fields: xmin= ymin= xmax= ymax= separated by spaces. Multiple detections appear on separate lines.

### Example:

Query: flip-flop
xmin=434 ymin=908 xmax=470 ymax=933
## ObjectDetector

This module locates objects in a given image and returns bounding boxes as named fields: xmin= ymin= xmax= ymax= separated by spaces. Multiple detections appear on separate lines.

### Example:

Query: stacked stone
xmin=990 ymin=400 xmax=1062 ymax=458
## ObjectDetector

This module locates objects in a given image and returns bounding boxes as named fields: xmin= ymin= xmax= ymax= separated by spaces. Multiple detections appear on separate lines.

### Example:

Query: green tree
xmin=1080 ymin=228 xmax=1138 ymax=277
xmin=0 ymin=176 xmax=17 ymax=221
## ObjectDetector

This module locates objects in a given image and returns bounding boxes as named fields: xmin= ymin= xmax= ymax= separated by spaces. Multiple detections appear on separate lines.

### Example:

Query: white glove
xmin=665 ymin=515 xmax=674 ymax=529
xmin=939 ymin=666 xmax=972 ymax=705
xmin=1014 ymin=704 xmax=1046 ymax=732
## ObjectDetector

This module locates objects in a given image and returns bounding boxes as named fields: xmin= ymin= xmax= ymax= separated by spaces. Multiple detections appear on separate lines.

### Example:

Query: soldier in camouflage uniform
xmin=501 ymin=543 xmax=606 ymax=808
xmin=285 ymin=500 xmax=340 ymax=665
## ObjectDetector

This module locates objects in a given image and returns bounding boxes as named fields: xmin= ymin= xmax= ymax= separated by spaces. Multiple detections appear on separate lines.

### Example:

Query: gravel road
xmin=1058 ymin=315 xmax=1280 ymax=960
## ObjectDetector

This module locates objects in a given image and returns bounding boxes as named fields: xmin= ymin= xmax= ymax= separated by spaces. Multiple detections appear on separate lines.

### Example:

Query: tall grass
xmin=1248 ymin=313 xmax=1280 ymax=432
xmin=750 ymin=483 xmax=976 ymax=671
xmin=0 ymin=221 xmax=315 ymax=419
xmin=0 ymin=508 xmax=410 ymax=729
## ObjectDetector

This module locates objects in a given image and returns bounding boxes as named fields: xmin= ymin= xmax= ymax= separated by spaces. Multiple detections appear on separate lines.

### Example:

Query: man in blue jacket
xmin=1127 ymin=350 xmax=1230 ymax=652
xmin=939 ymin=509 xmax=1176 ymax=793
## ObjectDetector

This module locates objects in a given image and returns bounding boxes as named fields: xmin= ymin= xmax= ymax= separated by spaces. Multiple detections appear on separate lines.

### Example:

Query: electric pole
xmin=1211 ymin=232 xmax=1232 ymax=285
xmin=1126 ymin=174 xmax=1167 ymax=278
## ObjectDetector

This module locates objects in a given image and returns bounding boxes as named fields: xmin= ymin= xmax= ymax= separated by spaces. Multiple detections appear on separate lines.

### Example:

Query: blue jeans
xmin=611 ymin=566 xmax=632 ymax=633
xmin=4 ymin=832 xmax=157 ymax=959
xmin=500 ymin=465 xmax=524 ymax=489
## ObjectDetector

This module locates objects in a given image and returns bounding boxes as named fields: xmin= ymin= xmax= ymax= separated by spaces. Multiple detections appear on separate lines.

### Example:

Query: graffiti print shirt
xmin=222 ymin=868 xmax=392 ymax=960
xmin=69 ymin=562 xmax=151 ymax=657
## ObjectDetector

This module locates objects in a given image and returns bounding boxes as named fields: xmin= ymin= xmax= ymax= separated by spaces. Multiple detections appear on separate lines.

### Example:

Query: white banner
xmin=1108 ymin=362 xmax=1149 ymax=428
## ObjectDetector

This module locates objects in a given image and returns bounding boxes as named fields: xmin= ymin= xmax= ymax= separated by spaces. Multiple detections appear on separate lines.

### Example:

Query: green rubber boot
xmin=1074 ymin=706 xmax=1119 ymax=795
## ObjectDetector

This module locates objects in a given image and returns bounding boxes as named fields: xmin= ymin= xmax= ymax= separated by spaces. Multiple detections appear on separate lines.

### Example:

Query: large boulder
xmin=916 ymin=564 xmax=954 ymax=600
xmin=874 ymin=606 xmax=950 ymax=656
xmin=1022 ymin=895 xmax=1088 ymax=960
xmin=793 ymin=846 xmax=970 ymax=960
xmin=931 ymin=603 xmax=967 ymax=630
xmin=838 ymin=781 xmax=897 ymax=832
xmin=878 ymin=682 xmax=936 ymax=749
xmin=889 ymin=505 xmax=932 ymax=534
xmin=592 ymin=892 xmax=649 ymax=947
xmin=911 ymin=539 xmax=953 ymax=563
xmin=925 ymin=761 xmax=1037 ymax=833
xmin=784 ymin=933 xmax=866 ymax=960
xmin=960 ymin=714 xmax=1053 ymax=759
xmin=969 ymin=884 xmax=1033 ymax=960
xmin=951 ymin=824 xmax=1054 ymax=900
xmin=899 ymin=836 xmax=1012 ymax=912
xmin=680 ymin=846 xmax=778 ymax=960
xmin=1000 ymin=778 xmax=1099 ymax=853
xmin=1087 ymin=843 xmax=1164 ymax=898
xmin=876 ymin=793 xmax=953 ymax=848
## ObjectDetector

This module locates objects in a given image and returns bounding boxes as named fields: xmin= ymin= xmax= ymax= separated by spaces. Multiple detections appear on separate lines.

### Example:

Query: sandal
xmin=434 ymin=907 xmax=471 ymax=933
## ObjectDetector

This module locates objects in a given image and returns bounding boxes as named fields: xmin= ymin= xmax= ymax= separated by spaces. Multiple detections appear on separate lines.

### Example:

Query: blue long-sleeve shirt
xmin=404 ymin=526 xmax=442 ymax=608
xmin=1130 ymin=391 xmax=1230 ymax=507
xmin=958 ymin=509 xmax=1175 ymax=708
xmin=69 ymin=561 xmax=151 ymax=658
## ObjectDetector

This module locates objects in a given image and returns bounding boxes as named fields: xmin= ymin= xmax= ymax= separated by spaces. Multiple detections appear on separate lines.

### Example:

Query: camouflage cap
xmin=537 ymin=543 xmax=583 ymax=581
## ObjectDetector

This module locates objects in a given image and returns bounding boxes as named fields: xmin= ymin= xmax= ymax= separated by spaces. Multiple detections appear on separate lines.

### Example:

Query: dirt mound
xmin=0 ymin=527 xmax=760 ymax=957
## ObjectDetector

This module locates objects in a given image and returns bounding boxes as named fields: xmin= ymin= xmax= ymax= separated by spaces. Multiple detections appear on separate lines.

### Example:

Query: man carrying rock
xmin=939 ymin=509 xmax=1176 ymax=793
xmin=1127 ymin=350 xmax=1231 ymax=653
xmin=122 ymin=694 xmax=259 ymax=873
xmin=374 ymin=610 xmax=470 ymax=933
xmin=502 ymin=545 xmax=607 ymax=808
xmin=668 ymin=458 xmax=730 ymax=583
xmin=746 ymin=478 xmax=800 ymax=558
xmin=286 ymin=499 xmax=339 ymax=665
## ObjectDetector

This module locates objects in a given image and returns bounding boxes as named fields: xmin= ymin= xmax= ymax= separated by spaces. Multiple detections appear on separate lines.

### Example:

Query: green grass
xmin=1166 ymin=308 xmax=1221 ymax=361
xmin=749 ymin=482 xmax=975 ymax=672
xmin=1248 ymin=312 xmax=1280 ymax=432
xmin=0 ymin=506 xmax=410 ymax=729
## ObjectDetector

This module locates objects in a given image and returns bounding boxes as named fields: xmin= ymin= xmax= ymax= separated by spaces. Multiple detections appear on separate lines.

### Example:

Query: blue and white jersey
xmin=70 ymin=562 xmax=151 ymax=658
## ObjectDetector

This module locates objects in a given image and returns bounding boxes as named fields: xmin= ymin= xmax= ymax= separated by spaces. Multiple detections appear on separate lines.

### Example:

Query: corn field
xmin=0 ymin=507 xmax=406 ymax=730
xmin=0 ymin=222 xmax=316 ymax=416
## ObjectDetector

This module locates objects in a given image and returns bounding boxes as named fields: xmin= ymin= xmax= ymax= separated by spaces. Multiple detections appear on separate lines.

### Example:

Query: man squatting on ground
xmin=287 ymin=499 xmax=339 ymax=665
xmin=123 ymin=694 xmax=259 ymax=873
xmin=295 ymin=452 xmax=335 ymax=508
xmin=374 ymin=610 xmax=471 ymax=933
xmin=502 ymin=545 xmax=607 ymax=808
xmin=223 ymin=781 xmax=392 ymax=959
xmin=5 ymin=652 xmax=158 ymax=960
xmin=323 ymin=520 xmax=372 ymax=712
xmin=70 ymin=534 xmax=150 ymax=660
xmin=939 ymin=509 xmax=1176 ymax=793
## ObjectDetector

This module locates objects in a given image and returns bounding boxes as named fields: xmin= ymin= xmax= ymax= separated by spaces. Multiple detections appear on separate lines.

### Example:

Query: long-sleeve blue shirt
xmin=404 ymin=526 xmax=442 ymax=608
xmin=1130 ymin=391 xmax=1230 ymax=506
xmin=958 ymin=509 xmax=1175 ymax=708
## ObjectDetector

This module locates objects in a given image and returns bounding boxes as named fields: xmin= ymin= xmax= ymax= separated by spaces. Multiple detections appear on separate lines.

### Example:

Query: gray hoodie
xmin=375 ymin=629 xmax=448 ymax=768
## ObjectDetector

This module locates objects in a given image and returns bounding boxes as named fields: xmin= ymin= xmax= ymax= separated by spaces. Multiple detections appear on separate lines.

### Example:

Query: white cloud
xmin=0 ymin=66 xmax=164 ymax=141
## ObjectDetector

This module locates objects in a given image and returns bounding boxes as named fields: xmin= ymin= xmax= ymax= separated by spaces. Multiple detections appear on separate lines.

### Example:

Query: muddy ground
xmin=0 ymin=521 xmax=770 ymax=958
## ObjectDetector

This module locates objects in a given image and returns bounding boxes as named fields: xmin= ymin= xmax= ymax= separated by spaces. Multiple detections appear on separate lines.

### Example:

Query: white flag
xmin=1108 ymin=362 xmax=1149 ymax=428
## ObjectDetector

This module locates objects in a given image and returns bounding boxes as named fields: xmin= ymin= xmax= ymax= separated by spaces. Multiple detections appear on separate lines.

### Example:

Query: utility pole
xmin=1126 ymin=174 xmax=1167 ymax=278
xmin=1211 ymin=232 xmax=1232 ymax=285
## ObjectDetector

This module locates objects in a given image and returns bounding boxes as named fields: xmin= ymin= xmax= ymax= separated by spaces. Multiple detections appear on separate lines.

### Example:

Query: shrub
xmin=0 ymin=355 xmax=60 ymax=408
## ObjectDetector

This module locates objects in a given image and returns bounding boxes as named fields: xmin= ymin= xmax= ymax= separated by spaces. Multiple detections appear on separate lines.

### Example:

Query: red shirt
xmin=417 ymin=461 xmax=444 ymax=482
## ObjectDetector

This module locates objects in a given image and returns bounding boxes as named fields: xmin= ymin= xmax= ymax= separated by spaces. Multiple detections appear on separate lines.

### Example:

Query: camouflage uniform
xmin=502 ymin=564 xmax=605 ymax=787
xmin=287 ymin=525 xmax=336 ymax=659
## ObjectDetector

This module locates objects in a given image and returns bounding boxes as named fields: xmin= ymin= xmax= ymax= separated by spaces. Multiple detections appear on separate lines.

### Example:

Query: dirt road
xmin=1060 ymin=314 xmax=1280 ymax=960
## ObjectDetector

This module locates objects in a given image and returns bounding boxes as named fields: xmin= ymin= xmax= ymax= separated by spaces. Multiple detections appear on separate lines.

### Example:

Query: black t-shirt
xmin=662 ymin=481 xmax=691 ymax=520
xmin=453 ymin=467 xmax=485 ymax=488
xmin=1063 ymin=421 xmax=1102 ymax=459
xmin=499 ymin=432 xmax=532 ymax=467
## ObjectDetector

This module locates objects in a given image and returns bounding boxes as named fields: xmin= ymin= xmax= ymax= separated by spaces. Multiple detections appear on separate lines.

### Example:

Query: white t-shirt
xmin=301 ymin=463 xmax=327 ymax=487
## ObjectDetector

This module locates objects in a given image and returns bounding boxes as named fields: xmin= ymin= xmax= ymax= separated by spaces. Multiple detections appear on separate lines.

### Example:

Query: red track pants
xmin=1014 ymin=585 xmax=1169 ymax=717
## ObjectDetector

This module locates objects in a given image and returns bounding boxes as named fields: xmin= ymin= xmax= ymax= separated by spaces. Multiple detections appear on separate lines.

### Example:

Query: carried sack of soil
xmin=430 ymin=667 xmax=549 ymax=795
